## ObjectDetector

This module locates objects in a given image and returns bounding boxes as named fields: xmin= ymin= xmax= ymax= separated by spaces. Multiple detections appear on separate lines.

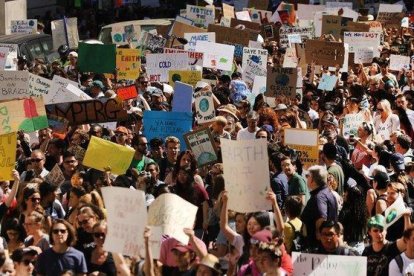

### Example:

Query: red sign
xmin=117 ymin=85 xmax=138 ymax=101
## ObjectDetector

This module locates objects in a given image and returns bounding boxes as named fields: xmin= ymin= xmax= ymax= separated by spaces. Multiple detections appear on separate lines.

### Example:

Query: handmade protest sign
xmin=282 ymin=48 xmax=298 ymax=68
xmin=102 ymin=187 xmax=147 ymax=257
xmin=248 ymin=0 xmax=269 ymax=10
xmin=279 ymin=26 xmax=314 ymax=49
xmin=186 ymin=5 xmax=215 ymax=28
xmin=305 ymin=40 xmax=345 ymax=67
xmin=141 ymin=32 xmax=167 ymax=53
xmin=389 ymin=54 xmax=410 ymax=71
xmin=321 ymin=15 xmax=353 ymax=40
xmin=116 ymin=48 xmax=141 ymax=81
xmin=146 ymin=53 xmax=189 ymax=82
xmin=292 ymin=252 xmax=367 ymax=276
xmin=0 ymin=133 xmax=17 ymax=181
xmin=45 ymin=164 xmax=65 ymax=186
xmin=354 ymin=47 xmax=374 ymax=64
xmin=194 ymin=41 xmax=234 ymax=71
xmin=243 ymin=60 xmax=267 ymax=85
xmin=83 ymin=136 xmax=134 ymax=175
xmin=236 ymin=11 xmax=251 ymax=21
xmin=45 ymin=76 xmax=90 ymax=105
xmin=148 ymin=193 xmax=198 ymax=244
xmin=265 ymin=66 xmax=297 ymax=99
xmin=184 ymin=127 xmax=218 ymax=167
xmin=172 ymin=82 xmax=193 ymax=113
xmin=78 ymin=43 xmax=116 ymax=74
xmin=342 ymin=113 xmax=364 ymax=138
xmin=10 ymin=20 xmax=37 ymax=34
xmin=284 ymin=129 xmax=319 ymax=168
xmin=0 ymin=98 xmax=48 ymax=135
xmin=0 ymin=43 xmax=17 ymax=70
xmin=385 ymin=195 xmax=406 ymax=229
xmin=45 ymin=98 xmax=128 ymax=126
xmin=194 ymin=89 xmax=215 ymax=124
xmin=143 ymin=111 xmax=193 ymax=149
xmin=318 ymin=74 xmax=338 ymax=91
xmin=377 ymin=12 xmax=405 ymax=29
xmin=222 ymin=3 xmax=235 ymax=18
xmin=230 ymin=18 xmax=261 ymax=31
xmin=28 ymin=73 xmax=52 ymax=97
xmin=169 ymin=70 xmax=202 ymax=88
xmin=343 ymin=32 xmax=381 ymax=57
xmin=116 ymin=85 xmax=138 ymax=101
xmin=51 ymin=17 xmax=79 ymax=50
xmin=208 ymin=24 xmax=259 ymax=47
xmin=297 ymin=4 xmax=326 ymax=21
xmin=242 ymin=47 xmax=268 ymax=69
xmin=184 ymin=32 xmax=216 ymax=52
xmin=168 ymin=21 xmax=205 ymax=47
xmin=221 ymin=139 xmax=271 ymax=212
xmin=163 ymin=48 xmax=204 ymax=71
xmin=0 ymin=71 xmax=30 ymax=100
xmin=0 ymin=47 xmax=8 ymax=70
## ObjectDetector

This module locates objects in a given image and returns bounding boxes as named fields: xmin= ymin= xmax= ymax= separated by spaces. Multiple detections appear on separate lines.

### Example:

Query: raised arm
xmin=266 ymin=190 xmax=284 ymax=234
xmin=5 ymin=170 xmax=20 ymax=207
xmin=219 ymin=191 xmax=237 ymax=243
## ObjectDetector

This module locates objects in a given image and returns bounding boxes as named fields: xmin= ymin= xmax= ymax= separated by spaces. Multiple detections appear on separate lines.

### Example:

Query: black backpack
xmin=287 ymin=220 xmax=306 ymax=252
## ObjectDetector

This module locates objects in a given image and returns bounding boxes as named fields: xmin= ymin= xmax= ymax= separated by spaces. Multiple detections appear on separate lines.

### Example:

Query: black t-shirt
xmin=315 ymin=245 xmax=359 ymax=256
xmin=88 ymin=252 xmax=116 ymax=275
xmin=362 ymin=241 xmax=400 ymax=276
xmin=162 ymin=266 xmax=196 ymax=276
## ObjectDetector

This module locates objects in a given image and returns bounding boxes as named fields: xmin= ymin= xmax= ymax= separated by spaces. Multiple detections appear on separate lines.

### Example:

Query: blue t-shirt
xmin=36 ymin=247 xmax=87 ymax=276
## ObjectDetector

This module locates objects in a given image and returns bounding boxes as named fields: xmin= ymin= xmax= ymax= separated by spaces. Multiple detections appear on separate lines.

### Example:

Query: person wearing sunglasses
xmin=374 ymin=99 xmax=400 ymax=141
xmin=10 ymin=247 xmax=38 ymax=276
xmin=21 ymin=150 xmax=49 ymax=183
xmin=36 ymin=219 xmax=87 ymax=276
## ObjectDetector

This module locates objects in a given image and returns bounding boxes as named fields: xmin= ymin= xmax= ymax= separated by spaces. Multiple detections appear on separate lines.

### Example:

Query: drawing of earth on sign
xmin=250 ymin=55 xmax=261 ymax=64
xmin=199 ymin=98 xmax=209 ymax=112
xmin=198 ymin=152 xmax=216 ymax=166
xmin=275 ymin=74 xmax=290 ymax=86
xmin=113 ymin=34 xmax=123 ymax=43
xmin=386 ymin=209 xmax=397 ymax=224
xmin=172 ymin=74 xmax=182 ymax=82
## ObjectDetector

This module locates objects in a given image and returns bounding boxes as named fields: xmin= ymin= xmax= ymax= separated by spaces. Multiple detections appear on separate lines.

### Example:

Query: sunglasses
xmin=93 ymin=232 xmax=106 ymax=239
xmin=52 ymin=229 xmax=67 ymax=234
xmin=21 ymin=259 xmax=36 ymax=266
xmin=31 ymin=158 xmax=43 ymax=163
xmin=79 ymin=218 xmax=90 ymax=225
xmin=30 ymin=197 xmax=41 ymax=203
xmin=115 ymin=133 xmax=126 ymax=137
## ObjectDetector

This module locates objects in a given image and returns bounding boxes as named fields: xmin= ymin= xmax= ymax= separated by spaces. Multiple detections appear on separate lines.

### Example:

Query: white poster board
xmin=45 ymin=75 xmax=85 ymax=104
xmin=51 ymin=17 xmax=79 ymax=50
xmin=195 ymin=41 xmax=235 ymax=71
xmin=186 ymin=5 xmax=215 ymax=28
xmin=146 ymin=53 xmax=189 ymax=82
xmin=0 ymin=43 xmax=18 ymax=71
xmin=242 ymin=47 xmax=268 ymax=70
xmin=385 ymin=195 xmax=406 ymax=228
xmin=28 ymin=73 xmax=52 ymax=97
xmin=389 ymin=54 xmax=410 ymax=71
xmin=343 ymin=32 xmax=381 ymax=57
xmin=184 ymin=32 xmax=216 ymax=52
xmin=10 ymin=20 xmax=37 ymax=34
xmin=354 ymin=47 xmax=374 ymax=64
xmin=0 ymin=47 xmax=9 ymax=70
xmin=342 ymin=113 xmax=364 ymax=138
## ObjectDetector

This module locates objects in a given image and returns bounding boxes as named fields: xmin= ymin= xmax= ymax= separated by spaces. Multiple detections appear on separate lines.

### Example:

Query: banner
xmin=28 ymin=73 xmax=52 ymax=97
xmin=169 ymin=70 xmax=202 ymax=88
xmin=143 ymin=111 xmax=193 ymax=149
xmin=163 ymin=48 xmax=204 ymax=71
xmin=265 ymin=66 xmax=297 ymax=98
xmin=116 ymin=48 xmax=141 ymax=81
xmin=83 ymin=136 xmax=134 ymax=175
xmin=305 ymin=40 xmax=345 ymax=67
xmin=184 ymin=32 xmax=216 ymax=52
xmin=0 ymin=71 xmax=30 ymax=100
xmin=0 ymin=98 xmax=48 ymax=135
xmin=194 ymin=41 xmax=234 ymax=71
xmin=242 ymin=47 xmax=268 ymax=70
xmin=102 ymin=187 xmax=147 ymax=257
xmin=292 ymin=252 xmax=367 ymax=276
xmin=389 ymin=54 xmax=410 ymax=71
xmin=343 ymin=32 xmax=381 ymax=57
xmin=146 ymin=53 xmax=189 ymax=82
xmin=10 ymin=20 xmax=37 ymax=34
xmin=284 ymin=129 xmax=319 ymax=168
xmin=385 ymin=195 xmax=406 ymax=229
xmin=194 ymin=89 xmax=215 ymax=124
xmin=148 ymin=193 xmax=198 ymax=244
xmin=0 ymin=133 xmax=17 ymax=181
xmin=45 ymin=98 xmax=128 ymax=126
xmin=221 ymin=139 xmax=271 ymax=212
xmin=279 ymin=26 xmax=314 ymax=48
xmin=172 ymin=82 xmax=193 ymax=113
xmin=186 ymin=5 xmax=215 ymax=28
xmin=184 ymin=127 xmax=218 ymax=167
xmin=0 ymin=43 xmax=18 ymax=71
xmin=342 ymin=113 xmax=364 ymax=138
xmin=78 ymin=43 xmax=116 ymax=74
xmin=51 ymin=17 xmax=79 ymax=50
xmin=116 ymin=85 xmax=138 ymax=101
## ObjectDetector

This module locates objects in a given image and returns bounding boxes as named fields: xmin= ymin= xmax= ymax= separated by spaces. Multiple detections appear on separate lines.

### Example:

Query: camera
xmin=138 ymin=171 xmax=152 ymax=185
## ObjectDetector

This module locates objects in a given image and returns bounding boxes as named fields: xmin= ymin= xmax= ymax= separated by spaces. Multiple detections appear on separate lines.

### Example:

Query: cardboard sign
xmin=78 ymin=43 xmax=116 ymax=74
xmin=222 ymin=3 xmax=235 ymax=18
xmin=102 ymin=187 xmax=147 ymax=257
xmin=163 ymin=48 xmax=204 ymax=71
xmin=230 ymin=18 xmax=261 ymax=31
xmin=45 ymin=164 xmax=65 ymax=186
xmin=172 ymin=82 xmax=193 ymax=113
xmin=343 ymin=32 xmax=381 ymax=57
xmin=117 ymin=85 xmax=138 ymax=101
xmin=45 ymin=98 xmax=128 ymax=126
xmin=51 ymin=17 xmax=79 ymax=50
xmin=168 ymin=21 xmax=205 ymax=47
xmin=194 ymin=41 xmax=234 ymax=71
xmin=242 ymin=47 xmax=268 ymax=70
xmin=389 ymin=54 xmax=410 ymax=71
xmin=326 ymin=1 xmax=353 ymax=9
xmin=142 ymin=32 xmax=167 ymax=53
xmin=377 ymin=12 xmax=405 ymax=29
xmin=282 ymin=48 xmax=298 ymax=68
xmin=146 ymin=53 xmax=189 ymax=82
xmin=321 ymin=15 xmax=353 ymax=40
xmin=385 ymin=195 xmax=406 ymax=229
xmin=0 ymin=71 xmax=30 ymax=100
xmin=10 ymin=20 xmax=37 ymax=34
xmin=265 ymin=66 xmax=297 ymax=98
xmin=0 ymin=98 xmax=48 ymax=135
xmin=116 ymin=48 xmax=141 ymax=81
xmin=0 ymin=43 xmax=17 ymax=70
xmin=194 ymin=89 xmax=215 ymax=124
xmin=248 ymin=8 xmax=272 ymax=24
xmin=184 ymin=127 xmax=218 ymax=167
xmin=111 ymin=24 xmax=138 ymax=47
xmin=83 ymin=136 xmax=135 ymax=175
xmin=28 ymin=73 xmax=52 ymax=97
xmin=342 ymin=113 xmax=364 ymax=138
xmin=284 ymin=129 xmax=319 ymax=168
xmin=0 ymin=133 xmax=17 ymax=181
xmin=169 ymin=70 xmax=202 ymax=88
xmin=318 ymin=74 xmax=338 ymax=91
xmin=297 ymin=4 xmax=326 ymax=20
xmin=208 ymin=24 xmax=259 ymax=47
xmin=183 ymin=32 xmax=216 ymax=52
xmin=248 ymin=0 xmax=269 ymax=10
xmin=354 ymin=47 xmax=374 ymax=64
xmin=347 ymin=21 xmax=370 ymax=33
xmin=221 ymin=139 xmax=271 ymax=213
xmin=279 ymin=26 xmax=314 ymax=48
xmin=148 ymin=193 xmax=198 ymax=245
xmin=143 ymin=111 xmax=193 ymax=149
xmin=243 ymin=60 xmax=267 ymax=85
xmin=305 ymin=40 xmax=345 ymax=67
xmin=186 ymin=5 xmax=215 ymax=28
xmin=292 ymin=252 xmax=367 ymax=276
xmin=236 ymin=11 xmax=252 ymax=21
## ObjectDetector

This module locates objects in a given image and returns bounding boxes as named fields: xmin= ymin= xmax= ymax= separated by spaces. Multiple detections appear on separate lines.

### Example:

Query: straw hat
xmin=217 ymin=104 xmax=239 ymax=121
xmin=198 ymin=254 xmax=222 ymax=274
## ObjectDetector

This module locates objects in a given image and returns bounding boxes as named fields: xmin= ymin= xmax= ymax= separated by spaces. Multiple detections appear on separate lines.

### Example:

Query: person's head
xmin=69 ymin=186 xmax=87 ymax=209
xmin=306 ymin=165 xmax=328 ymax=190
xmin=246 ymin=212 xmax=270 ymax=237
xmin=77 ymin=205 xmax=102 ymax=233
xmin=235 ymin=213 xmax=247 ymax=234
xmin=246 ymin=111 xmax=259 ymax=131
xmin=70 ymin=170 xmax=86 ymax=187
xmin=322 ymin=143 xmax=337 ymax=162
xmin=38 ymin=181 xmax=58 ymax=204
xmin=145 ymin=162 xmax=160 ymax=180
xmin=212 ymin=116 xmax=227 ymax=133
xmin=390 ymin=152 xmax=405 ymax=173
xmin=357 ymin=122 xmax=374 ymax=139
xmin=281 ymin=156 xmax=295 ymax=177
xmin=249 ymin=229 xmax=273 ymax=264
xmin=92 ymin=220 xmax=107 ymax=248
xmin=387 ymin=182 xmax=405 ymax=205
xmin=49 ymin=219 xmax=76 ymax=247
xmin=2 ymin=258 xmax=15 ymax=275
xmin=131 ymin=134 xmax=148 ymax=155
xmin=284 ymin=196 xmax=302 ymax=219
xmin=89 ymin=124 xmax=103 ymax=138
xmin=319 ymin=220 xmax=343 ymax=252
xmin=165 ymin=136 xmax=180 ymax=162
xmin=4 ymin=218 xmax=25 ymax=243
xmin=29 ymin=150 xmax=45 ymax=172
xmin=114 ymin=126 xmax=129 ymax=145
xmin=24 ymin=210 xmax=45 ymax=236
xmin=196 ymin=254 xmax=222 ymax=276
xmin=22 ymin=186 xmax=41 ymax=211
xmin=171 ymin=243 xmax=196 ymax=270
xmin=257 ymin=241 xmax=283 ymax=272
xmin=367 ymin=214 xmax=386 ymax=243
xmin=38 ymin=128 xmax=52 ymax=144
xmin=70 ymin=129 xmax=89 ymax=148
xmin=373 ymin=171 xmax=390 ymax=191
xmin=396 ymin=94 xmax=409 ymax=110
xmin=177 ymin=150 xmax=197 ymax=171
xmin=11 ymin=248 xmax=38 ymax=276
xmin=90 ymin=80 xmax=104 ymax=97
xmin=149 ymin=138 xmax=164 ymax=160
xmin=62 ymin=151 xmax=78 ymax=174
xmin=47 ymin=138 xmax=66 ymax=157
xmin=395 ymin=134 xmax=412 ymax=154
xmin=403 ymin=226 xmax=414 ymax=252
xmin=137 ymin=74 xmax=149 ymax=91
xmin=377 ymin=99 xmax=392 ymax=116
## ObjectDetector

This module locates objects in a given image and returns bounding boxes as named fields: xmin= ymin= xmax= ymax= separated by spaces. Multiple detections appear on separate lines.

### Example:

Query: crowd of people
xmin=2 ymin=1 xmax=414 ymax=276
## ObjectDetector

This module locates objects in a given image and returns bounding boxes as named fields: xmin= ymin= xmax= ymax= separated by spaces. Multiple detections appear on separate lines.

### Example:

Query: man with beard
xmin=130 ymin=135 xmax=154 ymax=172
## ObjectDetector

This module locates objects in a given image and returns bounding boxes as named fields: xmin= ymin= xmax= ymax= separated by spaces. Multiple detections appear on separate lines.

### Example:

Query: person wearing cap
xmin=114 ymin=126 xmax=132 ymax=148
xmin=90 ymin=80 xmax=105 ymax=99
xmin=321 ymin=113 xmax=350 ymax=154
xmin=389 ymin=226 xmax=414 ymax=275
xmin=196 ymin=254 xmax=222 ymax=276
xmin=150 ymin=88 xmax=168 ymax=111
xmin=390 ymin=153 xmax=406 ymax=178
xmin=11 ymin=247 xmax=38 ymax=276
xmin=363 ymin=214 xmax=409 ymax=276
xmin=237 ymin=111 xmax=260 ymax=140
xmin=64 ymin=51 xmax=78 ymax=75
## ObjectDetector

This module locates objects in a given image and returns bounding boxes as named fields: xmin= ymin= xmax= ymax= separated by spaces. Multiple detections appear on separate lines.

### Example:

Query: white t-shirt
xmin=373 ymin=114 xmax=400 ymax=140
xmin=389 ymin=252 xmax=414 ymax=275
xmin=237 ymin=127 xmax=259 ymax=140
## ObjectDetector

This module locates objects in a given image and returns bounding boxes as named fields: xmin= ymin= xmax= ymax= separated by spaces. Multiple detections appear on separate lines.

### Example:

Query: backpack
xmin=287 ymin=220 xmax=306 ymax=252
xmin=394 ymin=254 xmax=404 ymax=274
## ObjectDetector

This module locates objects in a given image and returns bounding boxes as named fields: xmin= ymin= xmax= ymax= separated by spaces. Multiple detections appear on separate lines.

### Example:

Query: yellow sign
xmin=168 ymin=70 xmax=202 ymax=87
xmin=83 ymin=136 xmax=135 ymax=175
xmin=116 ymin=48 xmax=141 ymax=81
xmin=284 ymin=129 xmax=319 ymax=168
xmin=0 ymin=133 xmax=17 ymax=181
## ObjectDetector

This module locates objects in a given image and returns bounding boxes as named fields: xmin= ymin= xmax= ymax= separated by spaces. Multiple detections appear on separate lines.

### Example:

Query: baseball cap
xmin=68 ymin=51 xmax=78 ymax=58
xmin=275 ymin=104 xmax=288 ymax=111
xmin=198 ymin=254 xmax=222 ymax=274
xmin=261 ymin=124 xmax=274 ymax=134
xmin=171 ymin=243 xmax=194 ymax=253
xmin=373 ymin=171 xmax=390 ymax=190
xmin=115 ymin=126 xmax=128 ymax=135
xmin=390 ymin=153 xmax=405 ymax=172
xmin=11 ymin=247 xmax=38 ymax=262
xmin=91 ymin=80 xmax=104 ymax=89
xmin=367 ymin=214 xmax=386 ymax=230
